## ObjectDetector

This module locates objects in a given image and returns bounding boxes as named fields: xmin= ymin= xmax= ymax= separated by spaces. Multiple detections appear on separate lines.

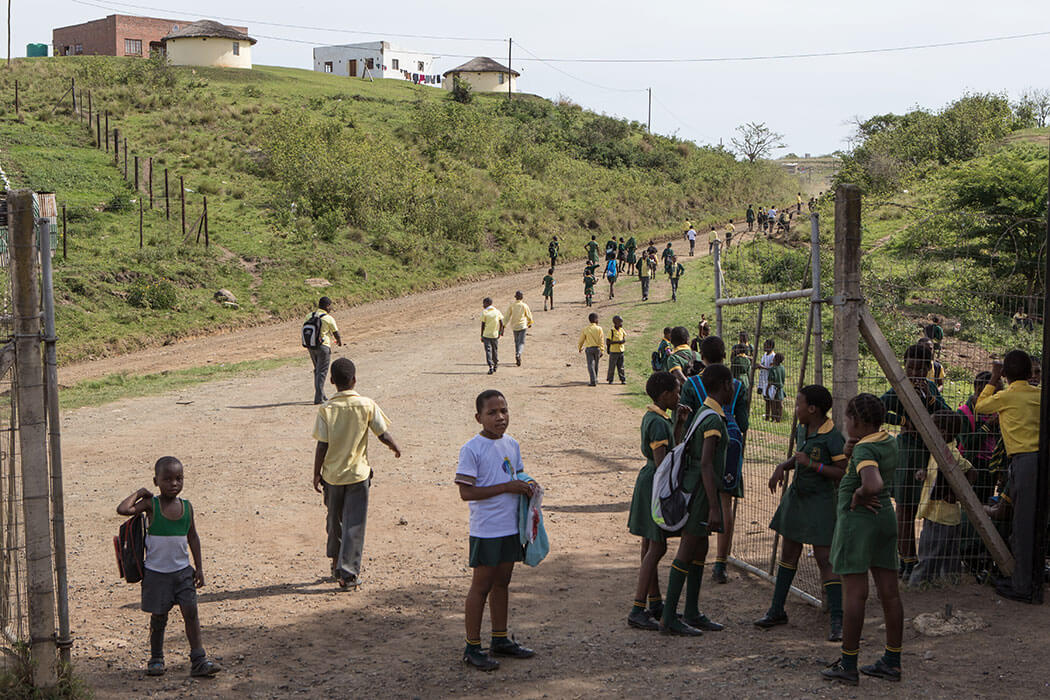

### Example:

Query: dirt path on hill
xmin=61 ymin=233 xmax=1050 ymax=699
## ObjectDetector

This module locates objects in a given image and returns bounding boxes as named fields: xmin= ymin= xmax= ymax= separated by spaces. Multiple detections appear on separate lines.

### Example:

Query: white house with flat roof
xmin=313 ymin=41 xmax=440 ymax=85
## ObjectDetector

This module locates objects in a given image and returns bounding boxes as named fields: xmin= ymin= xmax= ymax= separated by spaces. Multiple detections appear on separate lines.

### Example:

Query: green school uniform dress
xmin=626 ymin=247 xmax=637 ymax=265
xmin=881 ymin=380 xmax=949 ymax=508
xmin=664 ymin=346 xmax=695 ymax=376
xmin=583 ymin=275 xmax=596 ymax=298
xmin=830 ymin=431 xmax=899 ymax=574
xmin=628 ymin=406 xmax=675 ymax=543
xmin=769 ymin=419 xmax=847 ymax=546
xmin=585 ymin=240 xmax=599 ymax=263
xmin=677 ymin=369 xmax=751 ymax=497
xmin=542 ymin=275 xmax=555 ymax=298
xmin=766 ymin=364 xmax=785 ymax=400
xmin=683 ymin=398 xmax=727 ymax=537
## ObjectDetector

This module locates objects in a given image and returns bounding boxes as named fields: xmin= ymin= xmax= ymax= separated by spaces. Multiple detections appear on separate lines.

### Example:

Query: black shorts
xmin=141 ymin=566 xmax=197 ymax=615
xmin=469 ymin=535 xmax=523 ymax=568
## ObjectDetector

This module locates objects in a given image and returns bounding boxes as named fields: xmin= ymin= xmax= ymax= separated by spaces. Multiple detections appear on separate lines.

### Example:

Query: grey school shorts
xmin=141 ymin=566 xmax=197 ymax=614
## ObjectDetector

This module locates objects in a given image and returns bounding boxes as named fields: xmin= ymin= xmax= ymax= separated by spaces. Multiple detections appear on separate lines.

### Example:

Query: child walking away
xmin=585 ymin=235 xmax=599 ymax=264
xmin=606 ymin=316 xmax=626 ymax=385
xmin=578 ymin=312 xmax=605 ymax=387
xmin=456 ymin=390 xmax=539 ymax=671
xmin=542 ymin=268 xmax=556 ymax=311
xmin=822 ymin=394 xmax=903 ymax=686
xmin=974 ymin=350 xmax=1042 ymax=602
xmin=766 ymin=353 xmax=786 ymax=422
xmin=686 ymin=226 xmax=697 ymax=256
xmin=909 ymin=411 xmax=975 ymax=588
xmin=116 ymin=457 xmax=220 ymax=678
xmin=638 ymin=253 xmax=650 ymax=301
xmin=668 ymin=256 xmax=684 ymax=302
xmin=725 ymin=220 xmax=735 ymax=250
xmin=647 ymin=250 xmax=658 ymax=280
xmin=746 ymin=204 xmax=755 ymax=232
xmin=662 ymin=242 xmax=675 ymax=275
xmin=626 ymin=237 xmax=637 ymax=275
xmin=605 ymin=237 xmax=619 ymax=262
xmin=480 ymin=298 xmax=504 ymax=375
xmin=880 ymin=343 xmax=949 ymax=580
xmin=758 ymin=385 xmax=846 ymax=641
xmin=583 ymin=270 xmax=597 ymax=307
xmin=313 ymin=359 xmax=401 ymax=589
xmin=658 ymin=365 xmax=732 ymax=636
xmin=548 ymin=236 xmax=560 ymax=268
xmin=628 ymin=371 xmax=687 ymax=630
xmin=605 ymin=258 xmax=618 ymax=299
xmin=505 ymin=291 xmax=534 ymax=367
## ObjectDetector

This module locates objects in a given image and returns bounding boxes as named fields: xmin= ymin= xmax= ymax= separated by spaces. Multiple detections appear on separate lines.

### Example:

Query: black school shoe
xmin=753 ymin=611 xmax=788 ymax=629
xmin=995 ymin=579 xmax=1034 ymax=603
xmin=463 ymin=646 xmax=499 ymax=671
xmin=820 ymin=660 xmax=858 ymax=686
xmin=860 ymin=658 xmax=901 ymax=682
xmin=683 ymin=614 xmax=724 ymax=632
xmin=627 ymin=608 xmax=660 ymax=631
xmin=659 ymin=617 xmax=703 ymax=637
xmin=490 ymin=636 xmax=535 ymax=658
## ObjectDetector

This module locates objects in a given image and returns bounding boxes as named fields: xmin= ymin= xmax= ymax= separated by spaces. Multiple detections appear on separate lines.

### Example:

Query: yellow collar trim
xmin=673 ymin=344 xmax=691 ymax=352
xmin=647 ymin=404 xmax=669 ymax=417
xmin=857 ymin=430 xmax=890 ymax=445
xmin=816 ymin=419 xmax=834 ymax=435
xmin=703 ymin=396 xmax=725 ymax=417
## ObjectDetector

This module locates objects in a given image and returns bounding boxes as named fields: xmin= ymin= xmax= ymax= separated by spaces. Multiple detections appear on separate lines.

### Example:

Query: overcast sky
xmin=8 ymin=0 xmax=1050 ymax=155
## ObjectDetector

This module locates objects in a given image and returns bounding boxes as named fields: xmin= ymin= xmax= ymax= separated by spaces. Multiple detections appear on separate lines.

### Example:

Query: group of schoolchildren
xmin=625 ymin=330 xmax=1044 ymax=687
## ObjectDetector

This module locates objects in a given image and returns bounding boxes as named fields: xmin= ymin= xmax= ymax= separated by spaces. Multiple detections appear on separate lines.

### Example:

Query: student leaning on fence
xmin=974 ymin=350 xmax=1042 ymax=603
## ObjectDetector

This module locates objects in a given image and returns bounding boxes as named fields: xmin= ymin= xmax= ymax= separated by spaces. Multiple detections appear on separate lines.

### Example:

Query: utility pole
xmin=507 ymin=38 xmax=512 ymax=101
xmin=647 ymin=88 xmax=652 ymax=134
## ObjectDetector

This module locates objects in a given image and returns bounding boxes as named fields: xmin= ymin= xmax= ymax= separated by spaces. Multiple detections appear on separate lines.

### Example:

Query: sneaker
xmin=487 ymin=368 xmax=495 ymax=375
xmin=710 ymin=567 xmax=729 ymax=584
xmin=146 ymin=658 xmax=165 ymax=676
xmin=820 ymin=660 xmax=858 ymax=686
xmin=190 ymin=658 xmax=221 ymax=678
xmin=828 ymin=618 xmax=843 ymax=642
xmin=627 ymin=608 xmax=660 ymax=631
xmin=490 ymin=636 xmax=535 ymax=658
xmin=683 ymin=614 xmax=724 ymax=632
xmin=860 ymin=657 xmax=901 ymax=682
xmin=516 ymin=354 xmax=521 ymax=366
xmin=753 ymin=611 xmax=788 ymax=628
xmin=659 ymin=617 xmax=703 ymax=637
xmin=463 ymin=646 xmax=499 ymax=671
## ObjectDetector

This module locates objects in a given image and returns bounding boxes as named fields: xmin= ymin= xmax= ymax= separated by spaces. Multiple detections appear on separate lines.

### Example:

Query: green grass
xmin=0 ymin=56 xmax=802 ymax=364
xmin=59 ymin=356 xmax=298 ymax=410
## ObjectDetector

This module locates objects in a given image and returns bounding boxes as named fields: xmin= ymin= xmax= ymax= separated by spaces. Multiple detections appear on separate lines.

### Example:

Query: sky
xmin=7 ymin=0 xmax=1050 ymax=155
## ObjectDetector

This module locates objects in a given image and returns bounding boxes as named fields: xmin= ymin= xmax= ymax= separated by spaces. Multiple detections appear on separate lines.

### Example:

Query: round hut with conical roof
xmin=442 ymin=57 xmax=519 ymax=93
xmin=162 ymin=20 xmax=256 ymax=69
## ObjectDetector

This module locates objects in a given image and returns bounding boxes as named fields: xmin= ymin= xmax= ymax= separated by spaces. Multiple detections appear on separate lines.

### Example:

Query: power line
xmin=512 ymin=41 xmax=644 ymax=94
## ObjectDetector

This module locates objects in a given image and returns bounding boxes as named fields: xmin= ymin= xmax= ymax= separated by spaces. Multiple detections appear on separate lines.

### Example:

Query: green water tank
xmin=26 ymin=43 xmax=49 ymax=58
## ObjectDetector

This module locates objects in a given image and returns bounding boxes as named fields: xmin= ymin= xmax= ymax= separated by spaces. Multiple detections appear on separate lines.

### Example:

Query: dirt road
xmin=62 ymin=241 xmax=1049 ymax=699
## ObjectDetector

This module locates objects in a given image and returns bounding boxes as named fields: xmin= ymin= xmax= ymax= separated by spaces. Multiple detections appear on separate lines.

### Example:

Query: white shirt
xmin=455 ymin=434 xmax=524 ymax=538
xmin=686 ymin=228 xmax=697 ymax=241
xmin=757 ymin=351 xmax=775 ymax=390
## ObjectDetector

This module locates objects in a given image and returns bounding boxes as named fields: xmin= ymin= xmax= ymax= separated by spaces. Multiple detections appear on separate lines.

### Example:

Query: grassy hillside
xmin=0 ymin=57 xmax=800 ymax=362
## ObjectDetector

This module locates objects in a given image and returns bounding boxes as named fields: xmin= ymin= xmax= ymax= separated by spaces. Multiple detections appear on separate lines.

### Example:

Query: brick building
xmin=52 ymin=14 xmax=247 ymax=58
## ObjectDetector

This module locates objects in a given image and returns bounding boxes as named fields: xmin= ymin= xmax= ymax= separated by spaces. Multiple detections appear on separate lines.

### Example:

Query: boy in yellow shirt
xmin=312 ymin=359 xmax=401 ymax=588
xmin=505 ymin=291 xmax=534 ymax=367
xmin=578 ymin=313 xmax=605 ymax=387
xmin=975 ymin=350 xmax=1042 ymax=602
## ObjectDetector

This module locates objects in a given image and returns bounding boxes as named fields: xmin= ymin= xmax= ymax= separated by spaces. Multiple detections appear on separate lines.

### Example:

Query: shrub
xmin=127 ymin=279 xmax=177 ymax=310
xmin=450 ymin=77 xmax=473 ymax=104
xmin=314 ymin=210 xmax=343 ymax=243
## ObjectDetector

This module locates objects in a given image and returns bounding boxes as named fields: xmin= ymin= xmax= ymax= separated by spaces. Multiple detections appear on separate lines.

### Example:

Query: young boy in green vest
xmin=117 ymin=457 xmax=220 ymax=678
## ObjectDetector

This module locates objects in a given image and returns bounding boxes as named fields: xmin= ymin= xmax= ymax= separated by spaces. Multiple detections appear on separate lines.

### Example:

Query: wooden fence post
xmin=8 ymin=190 xmax=59 ymax=688
xmin=832 ymin=184 xmax=861 ymax=430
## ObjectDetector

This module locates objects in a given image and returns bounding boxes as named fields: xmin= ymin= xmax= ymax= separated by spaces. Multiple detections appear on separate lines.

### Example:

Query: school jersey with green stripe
xmin=145 ymin=497 xmax=193 ymax=573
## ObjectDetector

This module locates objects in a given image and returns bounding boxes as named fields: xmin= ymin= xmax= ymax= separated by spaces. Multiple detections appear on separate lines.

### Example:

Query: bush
xmin=127 ymin=279 xmax=177 ymax=310
xmin=314 ymin=210 xmax=343 ymax=242
xmin=450 ymin=77 xmax=473 ymax=104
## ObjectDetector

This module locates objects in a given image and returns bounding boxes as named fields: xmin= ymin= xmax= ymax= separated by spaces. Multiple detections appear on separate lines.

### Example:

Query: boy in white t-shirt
xmin=757 ymin=339 xmax=776 ymax=420
xmin=455 ymin=390 xmax=540 ymax=671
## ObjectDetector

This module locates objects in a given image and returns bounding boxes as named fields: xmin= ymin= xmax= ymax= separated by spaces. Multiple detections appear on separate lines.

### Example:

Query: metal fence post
xmin=8 ymin=191 xmax=58 ymax=687
xmin=713 ymin=240 xmax=723 ymax=336
xmin=37 ymin=218 xmax=71 ymax=666
xmin=810 ymin=213 xmax=824 ymax=385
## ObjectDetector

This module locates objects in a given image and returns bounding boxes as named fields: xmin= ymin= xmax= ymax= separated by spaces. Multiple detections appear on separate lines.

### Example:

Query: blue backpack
xmin=687 ymin=375 xmax=745 ymax=491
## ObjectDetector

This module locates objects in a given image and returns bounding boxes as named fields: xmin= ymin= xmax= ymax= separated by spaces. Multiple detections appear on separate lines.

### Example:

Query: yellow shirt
xmin=974 ymin=381 xmax=1041 ymax=455
xmin=917 ymin=444 xmax=972 ymax=526
xmin=797 ymin=194 xmax=803 ymax=205
xmin=608 ymin=326 xmax=626 ymax=353
xmin=710 ymin=229 xmax=723 ymax=244
xmin=725 ymin=223 xmax=735 ymax=235
xmin=312 ymin=390 xmax=390 ymax=485
xmin=578 ymin=323 xmax=604 ymax=351
xmin=481 ymin=306 xmax=504 ymax=339
xmin=504 ymin=300 xmax=534 ymax=332
xmin=306 ymin=310 xmax=339 ymax=347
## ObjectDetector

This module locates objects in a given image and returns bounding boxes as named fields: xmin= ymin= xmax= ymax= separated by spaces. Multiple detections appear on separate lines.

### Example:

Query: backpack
xmin=650 ymin=350 xmax=664 ymax=372
xmin=687 ymin=375 xmax=745 ymax=492
xmin=301 ymin=312 xmax=326 ymax=348
xmin=113 ymin=512 xmax=147 ymax=583
xmin=652 ymin=407 xmax=717 ymax=531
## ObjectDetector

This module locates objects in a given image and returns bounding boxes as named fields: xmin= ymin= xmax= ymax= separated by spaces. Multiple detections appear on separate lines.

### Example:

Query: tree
xmin=730 ymin=122 xmax=786 ymax=163
xmin=1016 ymin=88 xmax=1050 ymax=128
xmin=449 ymin=76 xmax=473 ymax=104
